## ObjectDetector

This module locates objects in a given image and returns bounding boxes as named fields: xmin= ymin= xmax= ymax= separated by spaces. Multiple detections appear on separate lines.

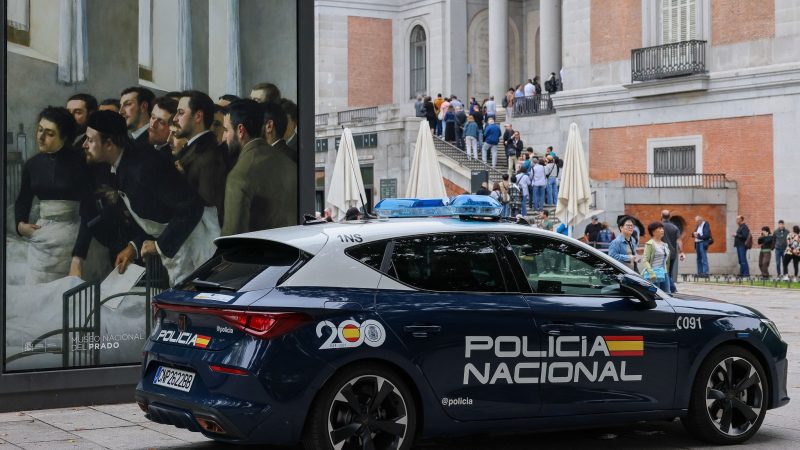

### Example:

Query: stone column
xmin=539 ymin=0 xmax=562 ymax=85
xmin=488 ymin=0 xmax=508 ymax=101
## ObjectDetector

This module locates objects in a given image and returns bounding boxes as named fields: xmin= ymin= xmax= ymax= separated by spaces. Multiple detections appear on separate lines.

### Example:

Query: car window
xmin=390 ymin=233 xmax=507 ymax=292
xmin=506 ymin=234 xmax=621 ymax=296
xmin=177 ymin=239 xmax=307 ymax=292
xmin=345 ymin=240 xmax=388 ymax=272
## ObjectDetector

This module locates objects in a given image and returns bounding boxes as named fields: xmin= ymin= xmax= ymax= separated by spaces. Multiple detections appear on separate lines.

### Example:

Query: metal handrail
xmin=511 ymin=94 xmax=555 ymax=118
xmin=631 ymin=40 xmax=707 ymax=82
xmin=315 ymin=113 xmax=328 ymax=127
xmin=621 ymin=172 xmax=728 ymax=188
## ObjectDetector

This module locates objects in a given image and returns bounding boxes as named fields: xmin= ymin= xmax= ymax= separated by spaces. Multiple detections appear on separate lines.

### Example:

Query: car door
xmin=375 ymin=232 xmax=542 ymax=421
xmin=503 ymin=233 xmax=678 ymax=416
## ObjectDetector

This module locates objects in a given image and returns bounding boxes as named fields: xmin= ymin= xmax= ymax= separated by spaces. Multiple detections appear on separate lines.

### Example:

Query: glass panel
xmin=390 ymin=234 xmax=506 ymax=292
xmin=345 ymin=241 xmax=387 ymax=272
xmin=4 ymin=0 xmax=299 ymax=372
xmin=507 ymin=235 xmax=621 ymax=296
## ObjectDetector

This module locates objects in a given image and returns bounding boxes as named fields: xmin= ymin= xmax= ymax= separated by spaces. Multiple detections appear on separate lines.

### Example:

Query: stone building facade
xmin=315 ymin=0 xmax=800 ymax=275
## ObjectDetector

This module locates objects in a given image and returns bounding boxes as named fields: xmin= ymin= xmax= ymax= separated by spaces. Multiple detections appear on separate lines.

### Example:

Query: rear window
xmin=177 ymin=240 xmax=310 ymax=292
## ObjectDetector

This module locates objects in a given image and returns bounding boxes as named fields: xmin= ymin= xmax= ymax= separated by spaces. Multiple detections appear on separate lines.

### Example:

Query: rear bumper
xmin=135 ymin=388 xmax=298 ymax=445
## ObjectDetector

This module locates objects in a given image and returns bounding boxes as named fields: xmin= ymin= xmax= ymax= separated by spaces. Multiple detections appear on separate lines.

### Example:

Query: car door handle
xmin=403 ymin=325 xmax=441 ymax=338
xmin=541 ymin=323 xmax=574 ymax=336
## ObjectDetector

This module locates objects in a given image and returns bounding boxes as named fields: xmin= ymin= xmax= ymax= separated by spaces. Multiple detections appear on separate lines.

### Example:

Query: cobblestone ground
xmin=1 ymin=283 xmax=798 ymax=449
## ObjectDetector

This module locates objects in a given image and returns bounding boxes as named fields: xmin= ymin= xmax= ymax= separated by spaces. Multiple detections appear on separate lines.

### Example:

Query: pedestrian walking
xmin=782 ymin=225 xmax=800 ymax=280
xmin=508 ymin=175 xmax=522 ymax=218
xmin=482 ymin=118 xmax=501 ymax=168
xmin=516 ymin=168 xmax=531 ymax=217
xmin=608 ymin=216 xmax=641 ymax=272
xmin=661 ymin=210 xmax=684 ymax=293
xmin=531 ymin=159 xmax=546 ymax=211
xmin=642 ymin=222 xmax=671 ymax=292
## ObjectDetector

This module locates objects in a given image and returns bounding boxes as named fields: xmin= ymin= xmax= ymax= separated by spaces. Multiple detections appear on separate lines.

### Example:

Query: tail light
xmin=209 ymin=364 xmax=249 ymax=375
xmin=152 ymin=303 xmax=310 ymax=339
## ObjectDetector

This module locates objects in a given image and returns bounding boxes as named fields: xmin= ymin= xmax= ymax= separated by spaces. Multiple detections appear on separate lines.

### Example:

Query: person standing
xmin=424 ymin=96 xmax=437 ymax=132
xmin=221 ymin=100 xmax=297 ymax=236
xmin=443 ymin=105 xmax=456 ymax=143
xmin=774 ymin=220 xmax=789 ymax=277
xmin=433 ymin=93 xmax=444 ymax=136
xmin=173 ymin=90 xmax=228 ymax=226
xmin=642 ymin=222 xmax=671 ymax=292
xmin=544 ymin=155 xmax=559 ymax=205
xmin=661 ymin=210 xmax=684 ymax=293
xmin=470 ymin=103 xmax=484 ymax=146
xmin=583 ymin=216 xmax=603 ymax=246
xmin=482 ymin=118 xmax=501 ymax=168
xmin=540 ymin=210 xmax=554 ymax=231
xmin=414 ymin=95 xmax=425 ymax=117
xmin=531 ymin=159 xmax=547 ymax=211
xmin=66 ymin=93 xmax=98 ymax=148
xmin=782 ymin=226 xmax=800 ymax=280
xmin=504 ymin=88 xmax=515 ymax=119
xmin=732 ymin=215 xmax=751 ymax=277
xmin=508 ymin=175 xmax=522 ymax=218
xmin=455 ymin=105 xmax=467 ymax=149
xmin=516 ymin=168 xmax=531 ymax=217
xmin=463 ymin=115 xmax=479 ymax=160
xmin=506 ymin=130 xmax=523 ymax=178
xmin=608 ymin=217 xmax=641 ymax=272
xmin=692 ymin=215 xmax=712 ymax=277
xmin=119 ymin=86 xmax=155 ymax=150
xmin=484 ymin=96 xmax=497 ymax=121
xmin=757 ymin=226 xmax=774 ymax=279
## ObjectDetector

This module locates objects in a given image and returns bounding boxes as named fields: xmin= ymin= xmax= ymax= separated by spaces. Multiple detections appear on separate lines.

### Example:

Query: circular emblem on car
xmin=362 ymin=320 xmax=386 ymax=347
xmin=342 ymin=324 xmax=361 ymax=342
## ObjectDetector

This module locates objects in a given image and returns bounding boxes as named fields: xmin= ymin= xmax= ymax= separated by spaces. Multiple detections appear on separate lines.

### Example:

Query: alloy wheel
xmin=705 ymin=356 xmax=764 ymax=436
xmin=327 ymin=374 xmax=409 ymax=450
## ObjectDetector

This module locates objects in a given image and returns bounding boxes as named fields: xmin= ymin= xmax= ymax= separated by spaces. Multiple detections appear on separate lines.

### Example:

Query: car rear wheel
xmin=682 ymin=346 xmax=768 ymax=444
xmin=303 ymin=363 xmax=417 ymax=450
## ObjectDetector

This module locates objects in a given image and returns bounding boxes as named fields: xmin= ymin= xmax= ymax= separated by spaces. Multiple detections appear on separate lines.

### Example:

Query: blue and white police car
xmin=135 ymin=195 xmax=789 ymax=449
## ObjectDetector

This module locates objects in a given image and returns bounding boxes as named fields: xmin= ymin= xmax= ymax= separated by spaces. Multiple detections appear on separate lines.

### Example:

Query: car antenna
xmin=343 ymin=125 xmax=376 ymax=219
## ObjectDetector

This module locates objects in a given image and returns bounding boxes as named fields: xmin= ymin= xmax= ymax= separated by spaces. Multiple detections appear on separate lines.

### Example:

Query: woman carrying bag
xmin=642 ymin=221 xmax=671 ymax=292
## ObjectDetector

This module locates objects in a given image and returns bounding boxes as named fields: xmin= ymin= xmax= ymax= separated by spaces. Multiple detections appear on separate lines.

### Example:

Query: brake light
xmin=152 ymin=303 xmax=311 ymax=340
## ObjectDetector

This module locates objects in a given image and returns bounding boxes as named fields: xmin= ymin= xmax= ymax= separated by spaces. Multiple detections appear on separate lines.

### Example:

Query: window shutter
xmin=661 ymin=0 xmax=696 ymax=44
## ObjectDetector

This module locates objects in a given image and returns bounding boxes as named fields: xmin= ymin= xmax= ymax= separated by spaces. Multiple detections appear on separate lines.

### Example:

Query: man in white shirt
xmin=484 ymin=96 xmax=497 ymax=120
xmin=524 ymin=79 xmax=535 ymax=97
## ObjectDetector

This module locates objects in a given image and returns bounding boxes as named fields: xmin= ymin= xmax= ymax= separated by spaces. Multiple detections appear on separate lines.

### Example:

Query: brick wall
xmin=712 ymin=0 xmax=775 ymax=46
xmin=589 ymin=115 xmax=774 ymax=248
xmin=347 ymin=16 xmax=393 ymax=107
xmin=624 ymin=204 xmax=727 ymax=254
xmin=444 ymin=178 xmax=468 ymax=197
xmin=590 ymin=0 xmax=642 ymax=64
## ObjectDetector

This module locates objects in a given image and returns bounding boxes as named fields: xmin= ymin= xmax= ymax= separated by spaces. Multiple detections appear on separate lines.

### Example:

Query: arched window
xmin=410 ymin=25 xmax=426 ymax=98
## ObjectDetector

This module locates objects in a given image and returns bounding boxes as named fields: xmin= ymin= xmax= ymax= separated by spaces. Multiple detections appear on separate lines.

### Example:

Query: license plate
xmin=153 ymin=366 xmax=195 ymax=392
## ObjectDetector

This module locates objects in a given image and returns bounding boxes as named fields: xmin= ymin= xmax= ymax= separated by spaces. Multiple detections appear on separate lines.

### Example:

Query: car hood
xmin=667 ymin=293 xmax=765 ymax=319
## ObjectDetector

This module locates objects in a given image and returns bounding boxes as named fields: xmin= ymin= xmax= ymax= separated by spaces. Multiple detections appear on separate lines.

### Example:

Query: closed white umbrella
xmin=327 ymin=128 xmax=367 ymax=221
xmin=555 ymin=122 xmax=592 ymax=234
xmin=405 ymin=119 xmax=448 ymax=199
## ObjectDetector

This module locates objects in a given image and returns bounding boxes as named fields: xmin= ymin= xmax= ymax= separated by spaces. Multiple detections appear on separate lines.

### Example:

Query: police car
xmin=135 ymin=195 xmax=789 ymax=449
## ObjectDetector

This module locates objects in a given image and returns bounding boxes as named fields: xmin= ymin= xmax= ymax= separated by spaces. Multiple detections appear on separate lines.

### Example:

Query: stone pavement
xmin=1 ymin=283 xmax=798 ymax=450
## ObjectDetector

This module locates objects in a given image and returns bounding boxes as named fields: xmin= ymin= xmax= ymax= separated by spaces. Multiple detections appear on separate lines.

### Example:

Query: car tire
xmin=303 ymin=363 xmax=417 ymax=450
xmin=682 ymin=345 xmax=769 ymax=444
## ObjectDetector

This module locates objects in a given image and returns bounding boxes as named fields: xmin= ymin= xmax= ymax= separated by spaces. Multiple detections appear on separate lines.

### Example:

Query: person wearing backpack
xmin=732 ymin=215 xmax=751 ymax=277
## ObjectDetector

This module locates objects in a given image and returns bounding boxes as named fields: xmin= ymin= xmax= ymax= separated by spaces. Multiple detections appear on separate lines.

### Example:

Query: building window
xmin=335 ymin=133 xmax=378 ymax=151
xmin=7 ymin=0 xmax=30 ymax=46
xmin=661 ymin=0 xmax=696 ymax=43
xmin=315 ymin=138 xmax=329 ymax=153
xmin=646 ymin=135 xmax=703 ymax=176
xmin=138 ymin=0 xmax=153 ymax=81
xmin=410 ymin=25 xmax=426 ymax=98
xmin=653 ymin=146 xmax=696 ymax=175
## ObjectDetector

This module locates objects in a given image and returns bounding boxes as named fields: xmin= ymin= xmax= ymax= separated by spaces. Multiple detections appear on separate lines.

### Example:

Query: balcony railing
xmin=622 ymin=173 xmax=729 ymax=189
xmin=511 ymin=93 xmax=555 ymax=118
xmin=338 ymin=106 xmax=378 ymax=125
xmin=631 ymin=40 xmax=706 ymax=82
xmin=315 ymin=113 xmax=328 ymax=127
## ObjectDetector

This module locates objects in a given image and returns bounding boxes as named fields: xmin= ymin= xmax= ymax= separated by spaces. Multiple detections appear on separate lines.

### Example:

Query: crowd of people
xmin=585 ymin=212 xmax=800 ymax=293
xmin=13 ymin=82 xmax=299 ymax=286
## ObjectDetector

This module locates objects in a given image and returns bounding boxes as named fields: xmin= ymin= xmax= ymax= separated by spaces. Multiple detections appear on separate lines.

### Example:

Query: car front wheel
xmin=682 ymin=345 xmax=769 ymax=444
xmin=303 ymin=363 xmax=417 ymax=450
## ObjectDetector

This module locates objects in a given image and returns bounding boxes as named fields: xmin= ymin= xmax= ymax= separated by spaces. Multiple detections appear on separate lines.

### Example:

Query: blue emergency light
xmin=374 ymin=195 xmax=502 ymax=219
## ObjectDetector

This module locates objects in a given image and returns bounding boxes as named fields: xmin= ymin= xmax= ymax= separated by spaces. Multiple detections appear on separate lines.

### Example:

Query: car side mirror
xmin=618 ymin=273 xmax=658 ymax=309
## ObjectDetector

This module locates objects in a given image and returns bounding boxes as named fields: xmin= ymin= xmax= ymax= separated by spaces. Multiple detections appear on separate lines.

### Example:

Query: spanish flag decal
xmin=603 ymin=336 xmax=644 ymax=357
xmin=195 ymin=335 xmax=211 ymax=349
xmin=342 ymin=324 xmax=361 ymax=343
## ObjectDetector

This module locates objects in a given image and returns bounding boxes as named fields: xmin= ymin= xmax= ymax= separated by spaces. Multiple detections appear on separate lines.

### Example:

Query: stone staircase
xmin=432 ymin=136 xmax=506 ymax=186
xmin=432 ymin=135 xmax=560 ymax=227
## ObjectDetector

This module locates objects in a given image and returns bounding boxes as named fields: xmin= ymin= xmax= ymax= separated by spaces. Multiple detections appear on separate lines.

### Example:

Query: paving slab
xmin=26 ymin=408 xmax=132 ymax=431
xmin=16 ymin=438 xmax=105 ymax=450
xmin=0 ymin=439 xmax=21 ymax=449
xmin=88 ymin=405 xmax=149 ymax=425
xmin=0 ymin=421 xmax=77 ymax=445
xmin=138 ymin=421 xmax=212 ymax=444
xmin=72 ymin=426 xmax=185 ymax=450
xmin=0 ymin=413 xmax=32 ymax=424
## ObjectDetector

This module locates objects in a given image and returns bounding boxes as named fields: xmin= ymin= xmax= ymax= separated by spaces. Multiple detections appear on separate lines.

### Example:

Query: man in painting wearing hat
xmin=80 ymin=110 xmax=210 ymax=284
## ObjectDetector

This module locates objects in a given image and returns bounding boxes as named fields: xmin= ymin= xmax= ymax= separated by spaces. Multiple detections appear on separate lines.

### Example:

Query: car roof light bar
xmin=373 ymin=195 xmax=502 ymax=219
